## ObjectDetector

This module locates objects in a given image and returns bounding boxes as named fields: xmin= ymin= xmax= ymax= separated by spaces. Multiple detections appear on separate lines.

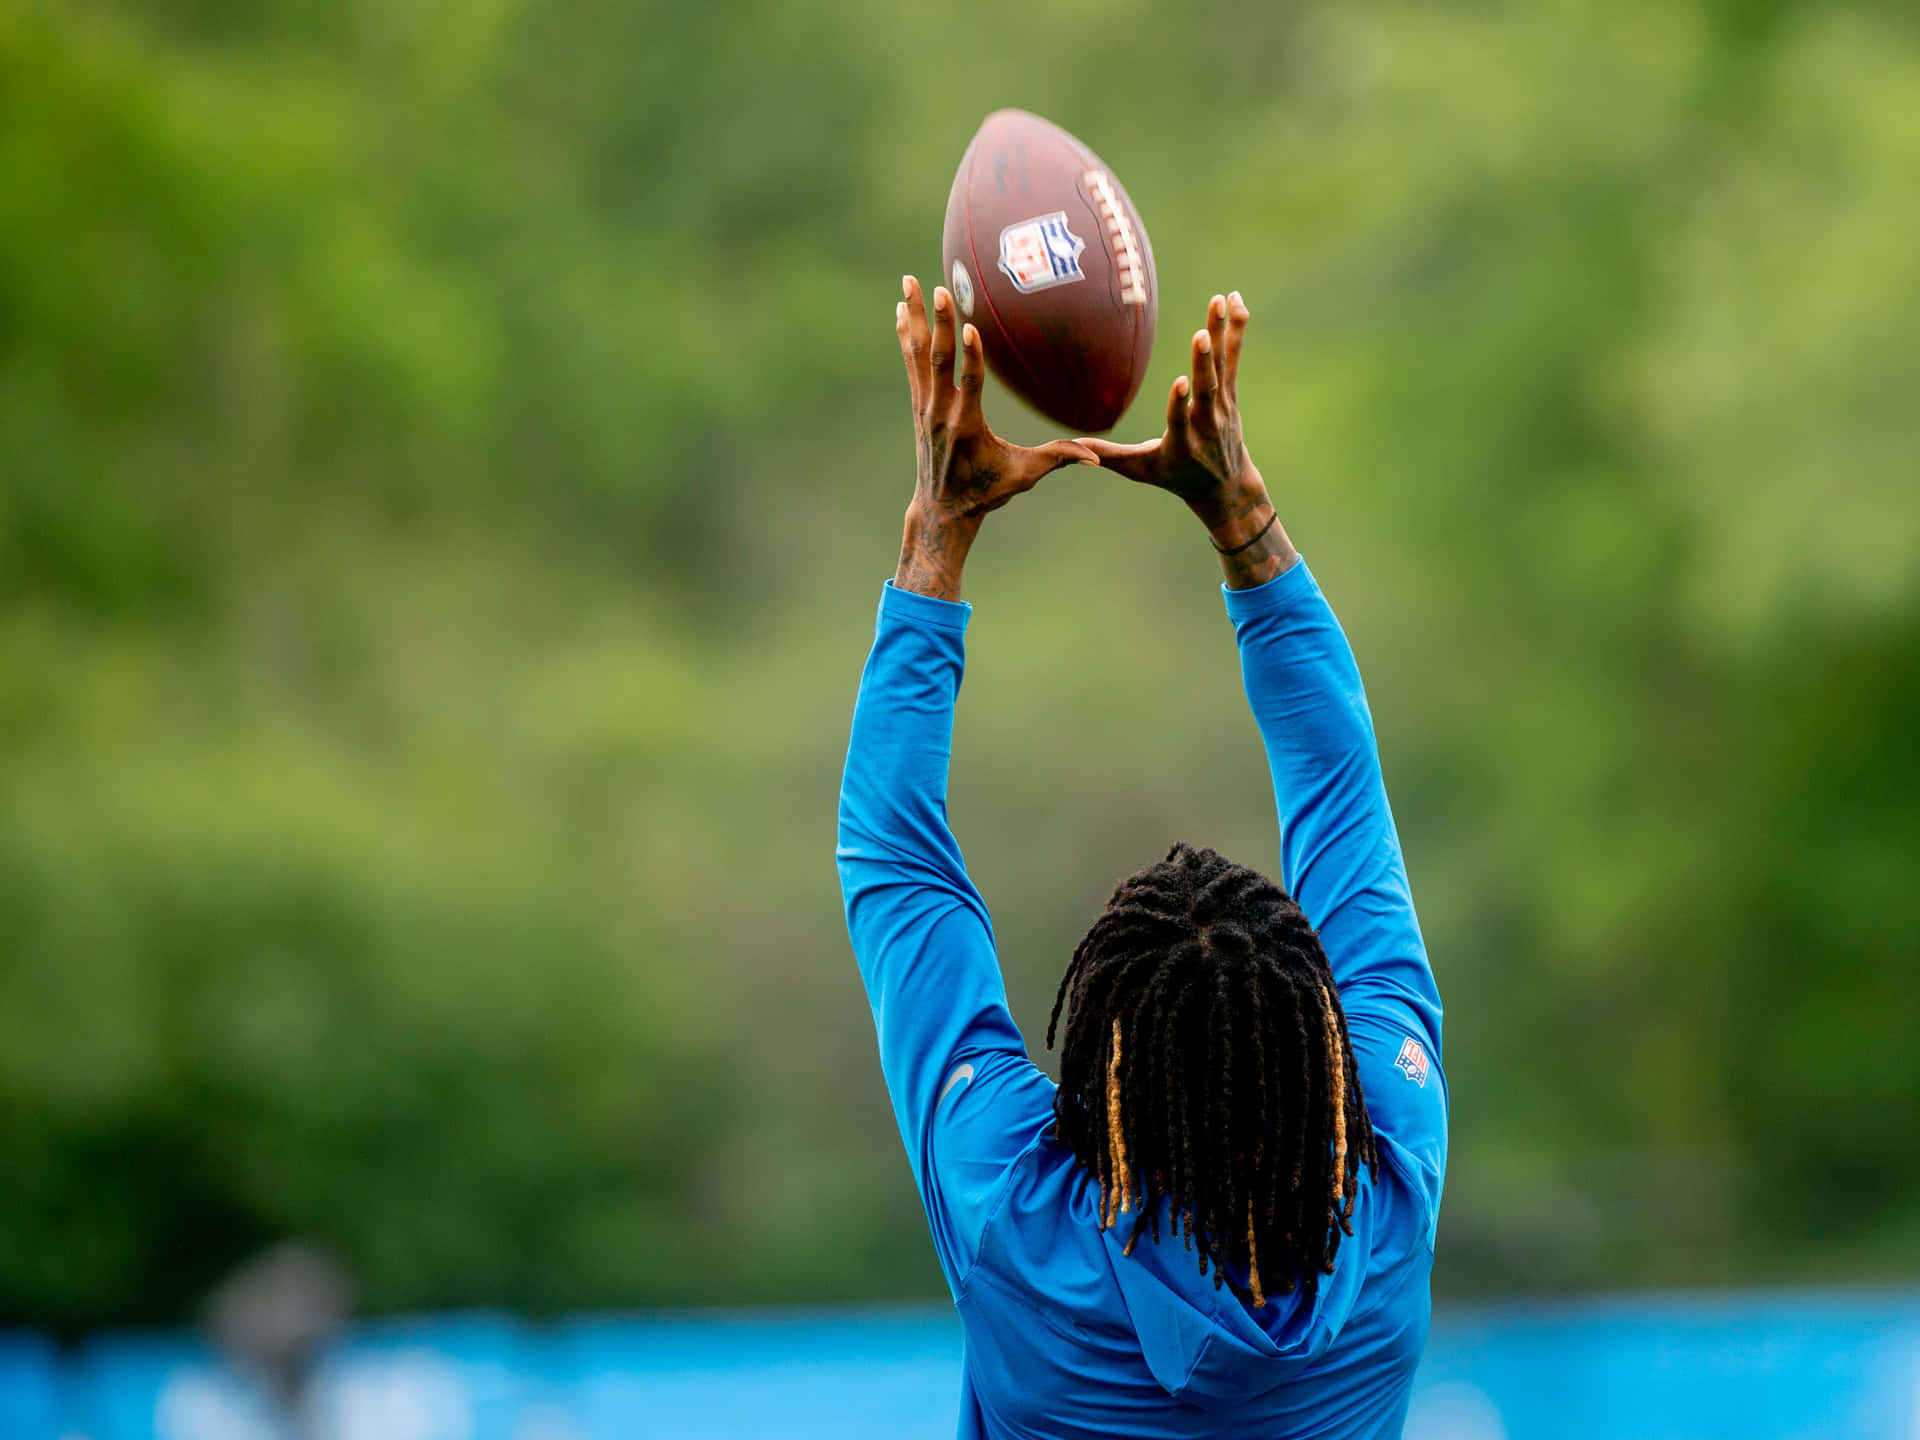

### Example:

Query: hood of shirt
xmin=1095 ymin=1174 xmax=1377 ymax=1412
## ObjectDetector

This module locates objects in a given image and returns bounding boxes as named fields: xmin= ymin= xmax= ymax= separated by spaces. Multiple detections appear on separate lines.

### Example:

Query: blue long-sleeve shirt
xmin=837 ymin=560 xmax=1446 ymax=1438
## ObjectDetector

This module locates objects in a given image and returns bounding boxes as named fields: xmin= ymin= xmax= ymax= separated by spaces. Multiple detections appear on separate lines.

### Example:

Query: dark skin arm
xmin=1079 ymin=291 xmax=1299 ymax=590
xmin=892 ymin=276 xmax=1097 ymax=601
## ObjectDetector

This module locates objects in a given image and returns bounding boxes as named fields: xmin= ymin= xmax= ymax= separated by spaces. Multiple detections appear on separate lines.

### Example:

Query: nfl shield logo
xmin=998 ymin=212 xmax=1086 ymax=293
xmin=1394 ymin=1036 xmax=1429 ymax=1087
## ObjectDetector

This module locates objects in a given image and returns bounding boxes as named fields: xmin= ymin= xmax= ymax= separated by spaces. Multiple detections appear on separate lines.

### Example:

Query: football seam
xmin=1084 ymin=167 xmax=1148 ymax=307
xmin=1068 ymin=138 xmax=1144 ymax=422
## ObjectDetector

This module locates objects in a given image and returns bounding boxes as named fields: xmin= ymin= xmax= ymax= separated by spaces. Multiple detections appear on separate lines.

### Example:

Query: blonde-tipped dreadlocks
xmin=1104 ymin=1020 xmax=1133 ymax=1229
xmin=1322 ymin=986 xmax=1352 ymax=1222
xmin=1048 ymin=843 xmax=1377 ymax=1307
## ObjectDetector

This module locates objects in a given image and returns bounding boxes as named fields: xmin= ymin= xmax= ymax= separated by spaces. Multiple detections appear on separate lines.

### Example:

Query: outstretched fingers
xmin=1075 ymin=435 xmax=1164 ymax=485
xmin=895 ymin=306 xmax=923 ymax=414
xmin=1205 ymin=294 xmax=1229 ymax=377
xmin=1012 ymin=436 xmax=1101 ymax=490
xmin=898 ymin=275 xmax=931 ymax=410
xmin=1220 ymin=291 xmax=1250 ymax=402
xmin=1188 ymin=325 xmax=1219 ymax=418
xmin=956 ymin=321 xmax=986 ymax=423
xmin=1167 ymin=371 xmax=1194 ymax=440
xmin=928 ymin=285 xmax=958 ymax=421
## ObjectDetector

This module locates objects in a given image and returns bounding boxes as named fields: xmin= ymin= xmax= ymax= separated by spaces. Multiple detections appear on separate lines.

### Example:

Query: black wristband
xmin=1210 ymin=508 xmax=1278 ymax=556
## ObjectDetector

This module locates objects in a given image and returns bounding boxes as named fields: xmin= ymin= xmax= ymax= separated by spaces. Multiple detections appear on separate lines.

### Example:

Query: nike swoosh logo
xmin=938 ymin=1063 xmax=976 ymax=1106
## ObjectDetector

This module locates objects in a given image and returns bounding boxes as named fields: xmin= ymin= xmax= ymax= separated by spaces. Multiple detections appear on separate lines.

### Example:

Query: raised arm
xmin=1081 ymin=292 xmax=1438 ymax=1041
xmin=837 ymin=277 xmax=1093 ymax=1202
xmin=1082 ymin=294 xmax=1444 ymax=1217
xmin=1224 ymin=561 xmax=1441 ymax=1052
xmin=837 ymin=580 xmax=1019 ymax=1171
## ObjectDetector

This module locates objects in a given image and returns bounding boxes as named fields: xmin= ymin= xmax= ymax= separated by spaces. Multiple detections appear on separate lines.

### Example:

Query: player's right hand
xmin=896 ymin=275 xmax=1095 ymax=528
xmin=1076 ymin=292 xmax=1261 ymax=530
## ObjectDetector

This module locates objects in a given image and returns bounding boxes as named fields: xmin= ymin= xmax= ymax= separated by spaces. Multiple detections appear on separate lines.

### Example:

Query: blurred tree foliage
xmin=1 ymin=0 xmax=1916 ymax=1327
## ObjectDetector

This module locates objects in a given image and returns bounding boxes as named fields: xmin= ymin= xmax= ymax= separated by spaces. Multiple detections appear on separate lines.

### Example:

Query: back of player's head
xmin=1047 ymin=842 xmax=1377 ymax=1306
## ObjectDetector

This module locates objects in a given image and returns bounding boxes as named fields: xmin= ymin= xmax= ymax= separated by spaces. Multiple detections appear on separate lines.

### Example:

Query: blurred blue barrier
xmin=550 ymin=1308 xmax=962 ymax=1440
xmin=0 ymin=1332 xmax=60 ymax=1439
xmin=309 ymin=1312 xmax=534 ymax=1440
xmin=1411 ymin=1289 xmax=1920 ymax=1440
xmin=5 ymin=1290 xmax=1917 ymax=1439
xmin=71 ymin=1333 xmax=283 ymax=1440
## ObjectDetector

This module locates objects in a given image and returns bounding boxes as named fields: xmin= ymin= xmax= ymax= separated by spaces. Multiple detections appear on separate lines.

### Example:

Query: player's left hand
xmin=1075 ymin=291 xmax=1261 ymax=532
xmin=896 ymin=275 xmax=1096 ymax=529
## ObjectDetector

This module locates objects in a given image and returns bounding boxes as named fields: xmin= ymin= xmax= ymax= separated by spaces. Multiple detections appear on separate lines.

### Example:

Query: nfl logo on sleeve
xmin=998 ymin=212 xmax=1086 ymax=292
xmin=1394 ymin=1036 xmax=1429 ymax=1087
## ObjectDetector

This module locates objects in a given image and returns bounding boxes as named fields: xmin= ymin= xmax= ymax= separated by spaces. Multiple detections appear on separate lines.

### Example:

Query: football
xmin=942 ymin=110 xmax=1158 ymax=434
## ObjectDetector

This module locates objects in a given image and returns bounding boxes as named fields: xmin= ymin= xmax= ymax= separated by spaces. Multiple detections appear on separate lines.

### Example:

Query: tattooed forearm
xmin=894 ymin=503 xmax=981 ymax=602
xmin=1202 ymin=469 xmax=1300 ymax=591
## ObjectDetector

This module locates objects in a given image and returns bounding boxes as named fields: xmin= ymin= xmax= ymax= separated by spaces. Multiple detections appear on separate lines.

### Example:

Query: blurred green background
xmin=3 ymin=0 xmax=1917 ymax=1331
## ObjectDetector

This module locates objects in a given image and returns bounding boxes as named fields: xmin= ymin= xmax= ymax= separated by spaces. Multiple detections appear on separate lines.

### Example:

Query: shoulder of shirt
xmin=935 ymin=1057 xmax=1060 ymax=1299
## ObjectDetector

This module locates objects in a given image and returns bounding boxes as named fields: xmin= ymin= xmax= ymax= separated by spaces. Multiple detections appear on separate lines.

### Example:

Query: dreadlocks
xmin=1046 ymin=842 xmax=1378 ymax=1307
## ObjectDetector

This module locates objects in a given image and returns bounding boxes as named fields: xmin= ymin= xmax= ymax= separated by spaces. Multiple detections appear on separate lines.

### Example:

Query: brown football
xmin=942 ymin=110 xmax=1157 ymax=434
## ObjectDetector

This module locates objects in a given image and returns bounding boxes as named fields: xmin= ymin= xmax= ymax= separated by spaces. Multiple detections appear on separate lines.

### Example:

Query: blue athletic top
xmin=837 ymin=559 xmax=1447 ymax=1439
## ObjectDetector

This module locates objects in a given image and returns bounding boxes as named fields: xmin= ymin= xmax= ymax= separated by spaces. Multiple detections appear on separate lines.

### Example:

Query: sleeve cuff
xmin=881 ymin=578 xmax=973 ymax=633
xmin=1221 ymin=555 xmax=1317 ymax=622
